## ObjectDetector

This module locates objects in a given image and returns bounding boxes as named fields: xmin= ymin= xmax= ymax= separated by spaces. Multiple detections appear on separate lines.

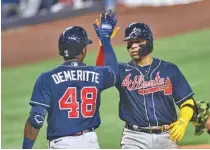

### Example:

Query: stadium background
xmin=2 ymin=0 xmax=210 ymax=148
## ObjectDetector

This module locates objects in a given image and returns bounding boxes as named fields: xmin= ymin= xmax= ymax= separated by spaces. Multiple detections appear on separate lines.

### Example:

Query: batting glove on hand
xmin=93 ymin=10 xmax=117 ymax=41
xmin=95 ymin=14 xmax=120 ymax=46
xmin=168 ymin=118 xmax=188 ymax=141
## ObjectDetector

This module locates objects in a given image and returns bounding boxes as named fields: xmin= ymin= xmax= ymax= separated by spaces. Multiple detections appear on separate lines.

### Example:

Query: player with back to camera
xmin=22 ymin=10 xmax=119 ymax=149
xmin=96 ymin=21 xmax=198 ymax=148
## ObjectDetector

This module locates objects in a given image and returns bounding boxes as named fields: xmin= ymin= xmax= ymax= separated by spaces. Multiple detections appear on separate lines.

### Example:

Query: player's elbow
xmin=180 ymin=98 xmax=198 ymax=121
xmin=29 ymin=112 xmax=45 ymax=129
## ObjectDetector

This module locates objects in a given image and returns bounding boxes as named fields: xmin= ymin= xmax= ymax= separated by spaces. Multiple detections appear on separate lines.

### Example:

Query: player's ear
xmin=80 ymin=47 xmax=87 ymax=61
xmin=81 ymin=47 xmax=87 ymax=56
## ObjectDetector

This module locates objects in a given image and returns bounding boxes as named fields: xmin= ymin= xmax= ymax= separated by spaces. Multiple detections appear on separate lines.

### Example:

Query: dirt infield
xmin=2 ymin=0 xmax=210 ymax=68
xmin=180 ymin=144 xmax=210 ymax=149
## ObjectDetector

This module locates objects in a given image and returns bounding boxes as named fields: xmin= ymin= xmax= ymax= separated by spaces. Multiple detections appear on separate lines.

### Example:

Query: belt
xmin=125 ymin=123 xmax=169 ymax=134
xmin=71 ymin=128 xmax=94 ymax=136
xmin=49 ymin=128 xmax=94 ymax=141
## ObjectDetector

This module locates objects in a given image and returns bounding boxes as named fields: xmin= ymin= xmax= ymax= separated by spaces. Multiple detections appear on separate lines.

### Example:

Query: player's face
xmin=127 ymin=39 xmax=147 ymax=60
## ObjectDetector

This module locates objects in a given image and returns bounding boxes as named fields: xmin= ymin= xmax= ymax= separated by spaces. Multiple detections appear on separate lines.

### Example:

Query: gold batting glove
xmin=168 ymin=99 xmax=194 ymax=141
xmin=95 ymin=15 xmax=120 ymax=46
xmin=168 ymin=118 xmax=188 ymax=141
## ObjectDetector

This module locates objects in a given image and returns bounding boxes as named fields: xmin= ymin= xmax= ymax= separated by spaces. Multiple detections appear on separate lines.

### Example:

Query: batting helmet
xmin=124 ymin=22 xmax=153 ymax=57
xmin=58 ymin=26 xmax=92 ymax=59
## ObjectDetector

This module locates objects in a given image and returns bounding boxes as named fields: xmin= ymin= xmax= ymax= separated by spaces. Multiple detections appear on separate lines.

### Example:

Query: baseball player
xmin=207 ymin=116 xmax=210 ymax=133
xmin=192 ymin=101 xmax=210 ymax=135
xmin=22 ymin=10 xmax=119 ymax=149
xmin=96 ymin=22 xmax=198 ymax=148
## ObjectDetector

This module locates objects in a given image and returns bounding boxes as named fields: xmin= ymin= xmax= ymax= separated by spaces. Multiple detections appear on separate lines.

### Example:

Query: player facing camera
xmin=96 ymin=21 xmax=198 ymax=148
xmin=125 ymin=23 xmax=153 ymax=61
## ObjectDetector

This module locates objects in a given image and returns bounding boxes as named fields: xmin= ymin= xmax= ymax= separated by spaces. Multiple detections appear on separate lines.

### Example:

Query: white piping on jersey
xmin=150 ymin=58 xmax=162 ymax=126
xmin=30 ymin=101 xmax=50 ymax=108
xmin=126 ymin=63 xmax=151 ymax=127
xmin=175 ymin=92 xmax=194 ymax=104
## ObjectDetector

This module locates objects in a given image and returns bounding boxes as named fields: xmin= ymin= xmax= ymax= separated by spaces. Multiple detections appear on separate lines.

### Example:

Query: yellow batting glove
xmin=95 ymin=17 xmax=120 ymax=46
xmin=168 ymin=99 xmax=194 ymax=141
xmin=169 ymin=119 xmax=188 ymax=141
xmin=111 ymin=26 xmax=120 ymax=39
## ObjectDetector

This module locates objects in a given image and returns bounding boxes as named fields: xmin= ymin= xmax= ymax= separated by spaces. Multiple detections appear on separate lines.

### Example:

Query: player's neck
xmin=65 ymin=58 xmax=81 ymax=62
xmin=135 ymin=54 xmax=153 ymax=67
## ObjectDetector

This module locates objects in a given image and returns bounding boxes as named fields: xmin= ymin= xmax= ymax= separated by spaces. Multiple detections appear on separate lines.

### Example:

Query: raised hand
xmin=95 ymin=14 xmax=120 ymax=46
xmin=93 ymin=10 xmax=117 ymax=41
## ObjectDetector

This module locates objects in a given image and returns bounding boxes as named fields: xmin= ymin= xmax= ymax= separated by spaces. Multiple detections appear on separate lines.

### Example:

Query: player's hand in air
xmin=168 ymin=118 xmax=188 ymax=141
xmin=93 ymin=10 xmax=118 ymax=41
xmin=95 ymin=13 xmax=120 ymax=45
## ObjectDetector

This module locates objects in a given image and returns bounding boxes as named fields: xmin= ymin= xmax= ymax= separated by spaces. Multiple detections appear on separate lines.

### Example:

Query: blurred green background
xmin=2 ymin=29 xmax=210 ymax=148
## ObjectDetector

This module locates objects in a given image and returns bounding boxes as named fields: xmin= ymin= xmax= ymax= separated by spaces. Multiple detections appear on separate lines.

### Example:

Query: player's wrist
xmin=101 ymin=38 xmax=111 ymax=44
xmin=101 ymin=36 xmax=111 ymax=41
xmin=22 ymin=137 xmax=35 ymax=149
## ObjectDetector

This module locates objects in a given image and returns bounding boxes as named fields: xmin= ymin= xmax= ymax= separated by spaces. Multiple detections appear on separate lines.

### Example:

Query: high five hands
xmin=93 ymin=10 xmax=119 ymax=42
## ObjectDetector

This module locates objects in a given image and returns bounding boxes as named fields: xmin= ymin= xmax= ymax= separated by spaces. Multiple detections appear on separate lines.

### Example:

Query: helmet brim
xmin=88 ymin=40 xmax=93 ymax=44
xmin=84 ymin=39 xmax=92 ymax=45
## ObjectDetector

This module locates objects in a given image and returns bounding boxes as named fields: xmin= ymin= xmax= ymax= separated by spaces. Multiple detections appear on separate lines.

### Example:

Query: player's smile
xmin=95 ymin=20 xmax=198 ymax=149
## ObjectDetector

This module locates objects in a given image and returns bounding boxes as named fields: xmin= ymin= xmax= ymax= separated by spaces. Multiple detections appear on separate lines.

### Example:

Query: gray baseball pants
xmin=121 ymin=127 xmax=179 ymax=149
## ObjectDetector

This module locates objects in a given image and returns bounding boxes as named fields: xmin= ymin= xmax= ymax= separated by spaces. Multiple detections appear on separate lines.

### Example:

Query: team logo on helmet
xmin=129 ymin=27 xmax=142 ymax=36
xmin=62 ymin=27 xmax=73 ymax=36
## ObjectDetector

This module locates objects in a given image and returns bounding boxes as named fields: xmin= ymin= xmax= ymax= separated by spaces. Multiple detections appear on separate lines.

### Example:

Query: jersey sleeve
xmin=172 ymin=65 xmax=194 ymax=106
xmin=29 ymin=73 xmax=51 ymax=108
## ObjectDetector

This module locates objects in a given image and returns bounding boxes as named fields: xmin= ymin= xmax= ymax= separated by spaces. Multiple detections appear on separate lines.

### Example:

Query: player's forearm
xmin=101 ymin=39 xmax=119 ymax=74
xmin=24 ymin=119 xmax=39 ymax=140
xmin=22 ymin=119 xmax=39 ymax=149
xmin=179 ymin=99 xmax=196 ymax=122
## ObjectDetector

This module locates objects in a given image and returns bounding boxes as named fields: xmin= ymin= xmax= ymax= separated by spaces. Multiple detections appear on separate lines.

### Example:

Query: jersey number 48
xmin=59 ymin=87 xmax=97 ymax=118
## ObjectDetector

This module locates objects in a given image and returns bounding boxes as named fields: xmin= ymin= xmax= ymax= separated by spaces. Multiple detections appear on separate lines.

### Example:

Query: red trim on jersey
xmin=96 ymin=46 xmax=105 ymax=66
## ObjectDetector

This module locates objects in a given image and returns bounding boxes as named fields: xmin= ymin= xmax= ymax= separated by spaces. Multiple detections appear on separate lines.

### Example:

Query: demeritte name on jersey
xmin=52 ymin=70 xmax=100 ymax=84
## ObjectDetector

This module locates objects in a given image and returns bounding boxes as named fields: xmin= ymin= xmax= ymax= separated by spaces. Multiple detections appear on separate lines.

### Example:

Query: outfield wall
xmin=2 ymin=0 xmax=210 ymax=68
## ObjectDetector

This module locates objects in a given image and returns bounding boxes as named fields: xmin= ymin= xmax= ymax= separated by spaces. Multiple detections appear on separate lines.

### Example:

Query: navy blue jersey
xmin=115 ymin=58 xmax=194 ymax=127
xmin=30 ymin=61 xmax=116 ymax=140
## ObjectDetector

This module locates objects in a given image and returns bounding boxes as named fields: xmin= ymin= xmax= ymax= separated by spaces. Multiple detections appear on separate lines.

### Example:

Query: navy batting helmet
xmin=58 ymin=26 xmax=92 ymax=59
xmin=124 ymin=23 xmax=153 ymax=57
